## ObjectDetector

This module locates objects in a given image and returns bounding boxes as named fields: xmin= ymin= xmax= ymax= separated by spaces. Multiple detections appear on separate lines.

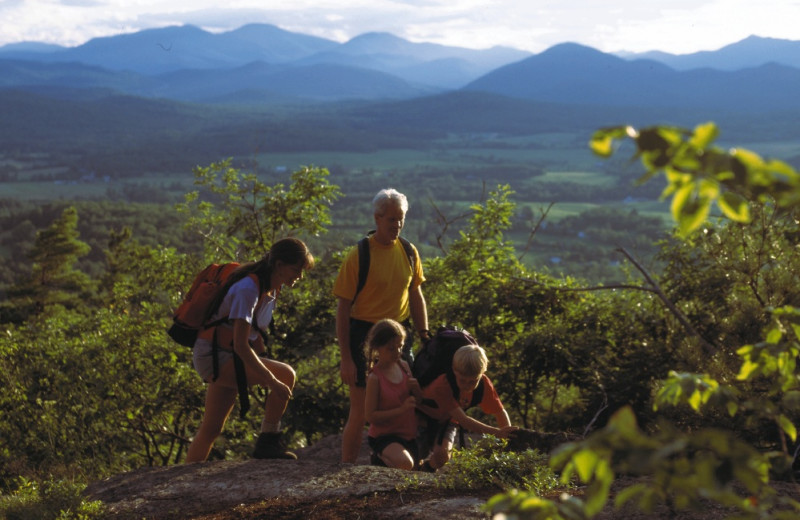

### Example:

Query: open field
xmin=1 ymin=126 xmax=791 ymax=284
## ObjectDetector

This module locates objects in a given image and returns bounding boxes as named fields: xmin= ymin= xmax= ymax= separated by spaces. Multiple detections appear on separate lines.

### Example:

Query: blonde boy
xmin=417 ymin=344 xmax=517 ymax=470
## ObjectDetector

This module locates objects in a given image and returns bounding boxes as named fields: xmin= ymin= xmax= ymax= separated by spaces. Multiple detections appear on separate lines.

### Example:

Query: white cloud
xmin=0 ymin=0 xmax=798 ymax=52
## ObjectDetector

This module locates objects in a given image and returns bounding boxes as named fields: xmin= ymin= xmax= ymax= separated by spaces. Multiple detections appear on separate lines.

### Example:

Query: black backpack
xmin=413 ymin=325 xmax=484 ymax=408
xmin=352 ymin=231 xmax=416 ymax=304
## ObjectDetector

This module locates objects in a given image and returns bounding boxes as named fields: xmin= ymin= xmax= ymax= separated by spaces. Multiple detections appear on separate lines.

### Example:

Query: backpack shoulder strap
xmin=353 ymin=236 xmax=371 ymax=304
xmin=471 ymin=377 xmax=485 ymax=408
xmin=446 ymin=371 xmax=485 ymax=409
xmin=398 ymin=236 xmax=416 ymax=273
xmin=352 ymin=232 xmax=417 ymax=304
xmin=204 ymin=266 xmax=259 ymax=328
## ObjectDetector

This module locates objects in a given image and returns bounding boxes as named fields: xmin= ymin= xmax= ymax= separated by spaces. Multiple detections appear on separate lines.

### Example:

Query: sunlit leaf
xmin=737 ymin=359 xmax=758 ymax=380
xmin=778 ymin=415 xmax=798 ymax=442
xmin=676 ymin=197 xmax=711 ymax=236
xmin=590 ymin=133 xmax=615 ymax=157
xmin=670 ymin=182 xmax=694 ymax=222
xmin=689 ymin=122 xmax=719 ymax=149
xmin=584 ymin=466 xmax=612 ymax=516
xmin=717 ymin=191 xmax=751 ymax=222
xmin=766 ymin=327 xmax=783 ymax=344
xmin=688 ymin=390 xmax=703 ymax=411
xmin=731 ymin=148 xmax=765 ymax=170
xmin=573 ymin=449 xmax=598 ymax=482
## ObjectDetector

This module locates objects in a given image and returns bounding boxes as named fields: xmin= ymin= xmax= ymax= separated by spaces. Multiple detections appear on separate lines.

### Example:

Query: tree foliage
xmin=3 ymin=206 xmax=93 ymax=319
xmin=490 ymin=122 xmax=800 ymax=519
xmin=4 ymin=121 xmax=800 ymax=520
xmin=176 ymin=159 xmax=341 ymax=260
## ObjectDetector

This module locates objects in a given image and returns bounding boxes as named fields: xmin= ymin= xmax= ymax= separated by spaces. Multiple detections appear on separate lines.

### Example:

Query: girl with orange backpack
xmin=185 ymin=238 xmax=314 ymax=462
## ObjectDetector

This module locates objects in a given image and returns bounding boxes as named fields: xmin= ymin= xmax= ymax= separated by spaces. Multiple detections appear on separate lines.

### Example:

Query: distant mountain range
xmin=464 ymin=42 xmax=800 ymax=111
xmin=1 ymin=24 xmax=800 ymax=110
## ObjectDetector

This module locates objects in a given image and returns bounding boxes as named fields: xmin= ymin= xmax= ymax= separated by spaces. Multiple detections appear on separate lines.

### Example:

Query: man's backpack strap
xmin=352 ymin=231 xmax=416 ymax=304
xmin=354 ymin=236 xmax=370 ymax=304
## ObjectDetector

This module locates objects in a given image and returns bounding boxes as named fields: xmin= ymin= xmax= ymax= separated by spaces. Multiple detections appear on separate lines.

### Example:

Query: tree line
xmin=2 ymin=125 xmax=800 ymax=518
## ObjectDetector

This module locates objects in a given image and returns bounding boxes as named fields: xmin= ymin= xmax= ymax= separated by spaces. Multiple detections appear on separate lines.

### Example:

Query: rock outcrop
xmin=84 ymin=434 xmax=493 ymax=519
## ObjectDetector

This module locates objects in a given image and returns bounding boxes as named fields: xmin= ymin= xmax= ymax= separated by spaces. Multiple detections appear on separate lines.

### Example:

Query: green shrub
xmin=0 ymin=477 xmax=104 ymax=520
xmin=436 ymin=436 xmax=564 ymax=495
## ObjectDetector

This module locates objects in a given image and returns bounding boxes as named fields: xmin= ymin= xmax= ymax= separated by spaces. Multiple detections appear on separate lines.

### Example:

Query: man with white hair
xmin=333 ymin=188 xmax=430 ymax=464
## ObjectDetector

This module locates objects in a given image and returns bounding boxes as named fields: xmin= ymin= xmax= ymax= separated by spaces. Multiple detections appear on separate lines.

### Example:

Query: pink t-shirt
xmin=367 ymin=365 xmax=418 ymax=441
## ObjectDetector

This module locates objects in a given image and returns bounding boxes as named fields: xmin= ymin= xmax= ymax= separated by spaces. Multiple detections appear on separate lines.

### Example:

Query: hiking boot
xmin=252 ymin=432 xmax=297 ymax=460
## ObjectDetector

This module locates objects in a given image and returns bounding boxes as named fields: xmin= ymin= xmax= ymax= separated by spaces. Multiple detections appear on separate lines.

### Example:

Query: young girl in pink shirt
xmin=364 ymin=319 xmax=423 ymax=470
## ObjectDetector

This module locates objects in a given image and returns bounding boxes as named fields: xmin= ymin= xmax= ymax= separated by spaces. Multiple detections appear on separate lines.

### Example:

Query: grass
xmin=534 ymin=170 xmax=616 ymax=187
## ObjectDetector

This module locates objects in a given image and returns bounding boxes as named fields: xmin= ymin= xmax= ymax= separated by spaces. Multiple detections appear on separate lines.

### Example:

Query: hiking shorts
xmin=348 ymin=319 xmax=373 ymax=387
xmin=368 ymin=434 xmax=419 ymax=461
xmin=417 ymin=414 xmax=458 ymax=459
xmin=192 ymin=338 xmax=233 ymax=383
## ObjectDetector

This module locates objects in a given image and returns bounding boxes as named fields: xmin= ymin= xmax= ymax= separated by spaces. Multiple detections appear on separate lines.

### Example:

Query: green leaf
xmin=717 ymin=191 xmax=751 ymax=222
xmin=609 ymin=406 xmax=638 ymax=433
xmin=689 ymin=122 xmax=719 ymax=149
xmin=590 ymin=133 xmax=615 ymax=157
xmin=688 ymin=389 xmax=703 ymax=411
xmin=584 ymin=466 xmax=612 ymax=516
xmin=737 ymin=359 xmax=759 ymax=380
xmin=589 ymin=127 xmax=628 ymax=157
xmin=614 ymin=483 xmax=649 ymax=507
xmin=778 ymin=415 xmax=798 ymax=442
xmin=676 ymin=197 xmax=711 ymax=237
xmin=766 ymin=327 xmax=783 ymax=344
xmin=731 ymin=148 xmax=765 ymax=170
xmin=670 ymin=182 xmax=694 ymax=222
xmin=573 ymin=449 xmax=599 ymax=482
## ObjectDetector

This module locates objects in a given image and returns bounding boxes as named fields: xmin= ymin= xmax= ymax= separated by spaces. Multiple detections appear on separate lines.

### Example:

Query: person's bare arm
xmin=231 ymin=318 xmax=291 ymax=401
xmin=448 ymin=407 xmax=517 ymax=438
xmin=409 ymin=285 xmax=429 ymax=340
xmin=336 ymin=297 xmax=356 ymax=386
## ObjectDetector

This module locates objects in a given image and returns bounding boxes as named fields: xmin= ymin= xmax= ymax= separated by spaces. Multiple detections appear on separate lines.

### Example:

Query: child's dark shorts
xmin=368 ymin=434 xmax=419 ymax=461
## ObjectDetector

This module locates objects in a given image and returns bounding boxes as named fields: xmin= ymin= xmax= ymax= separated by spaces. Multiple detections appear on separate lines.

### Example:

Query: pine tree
xmin=10 ymin=206 xmax=92 ymax=314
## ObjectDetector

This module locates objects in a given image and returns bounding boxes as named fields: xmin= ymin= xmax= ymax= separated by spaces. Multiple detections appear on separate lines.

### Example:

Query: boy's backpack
xmin=352 ymin=231 xmax=416 ymax=304
xmin=167 ymin=262 xmax=242 ymax=347
xmin=413 ymin=325 xmax=484 ymax=408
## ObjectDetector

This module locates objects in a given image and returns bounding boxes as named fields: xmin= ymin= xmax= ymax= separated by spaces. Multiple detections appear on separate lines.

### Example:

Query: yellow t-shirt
xmin=333 ymin=236 xmax=425 ymax=323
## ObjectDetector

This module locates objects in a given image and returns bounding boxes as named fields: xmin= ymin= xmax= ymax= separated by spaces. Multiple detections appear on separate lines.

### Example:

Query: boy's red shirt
xmin=420 ymin=373 xmax=504 ymax=422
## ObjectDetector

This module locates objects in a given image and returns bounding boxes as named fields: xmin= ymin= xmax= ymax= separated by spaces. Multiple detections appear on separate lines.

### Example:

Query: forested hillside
xmin=2 ymin=122 xmax=800 ymax=519
xmin=3 ymin=25 xmax=800 ymax=518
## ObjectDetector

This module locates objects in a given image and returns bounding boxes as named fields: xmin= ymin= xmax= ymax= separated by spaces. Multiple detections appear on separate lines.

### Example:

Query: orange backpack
xmin=167 ymin=262 xmax=242 ymax=347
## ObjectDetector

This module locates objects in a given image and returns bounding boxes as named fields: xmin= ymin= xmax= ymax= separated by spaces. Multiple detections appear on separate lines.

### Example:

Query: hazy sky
xmin=1 ymin=0 xmax=798 ymax=54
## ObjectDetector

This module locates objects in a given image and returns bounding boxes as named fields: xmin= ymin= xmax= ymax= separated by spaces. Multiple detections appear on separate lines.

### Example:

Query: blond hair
xmin=364 ymin=319 xmax=407 ymax=370
xmin=452 ymin=344 xmax=488 ymax=378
